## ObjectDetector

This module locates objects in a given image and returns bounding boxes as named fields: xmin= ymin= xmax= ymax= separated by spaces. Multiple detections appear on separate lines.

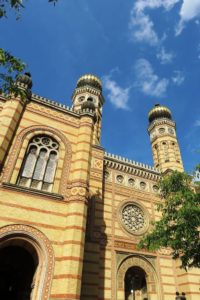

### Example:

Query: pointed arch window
xmin=17 ymin=135 xmax=59 ymax=192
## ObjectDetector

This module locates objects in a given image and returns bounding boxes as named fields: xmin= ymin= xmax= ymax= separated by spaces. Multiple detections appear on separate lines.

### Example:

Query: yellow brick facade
xmin=0 ymin=74 xmax=199 ymax=300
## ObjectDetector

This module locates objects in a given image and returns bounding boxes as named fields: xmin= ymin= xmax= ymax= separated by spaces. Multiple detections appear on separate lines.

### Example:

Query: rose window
xmin=121 ymin=204 xmax=147 ymax=234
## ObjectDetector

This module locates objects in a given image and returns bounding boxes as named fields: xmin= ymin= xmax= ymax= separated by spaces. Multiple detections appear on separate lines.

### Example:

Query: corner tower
xmin=148 ymin=104 xmax=184 ymax=172
xmin=72 ymin=74 xmax=104 ymax=145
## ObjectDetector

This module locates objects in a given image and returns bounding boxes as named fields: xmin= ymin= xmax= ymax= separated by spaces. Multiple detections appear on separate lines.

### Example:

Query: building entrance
xmin=125 ymin=266 xmax=148 ymax=300
xmin=0 ymin=245 xmax=37 ymax=300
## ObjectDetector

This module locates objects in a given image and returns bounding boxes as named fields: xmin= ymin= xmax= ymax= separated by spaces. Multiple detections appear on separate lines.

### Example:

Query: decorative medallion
xmin=119 ymin=202 xmax=149 ymax=235
xmin=128 ymin=178 xmax=135 ymax=186
xmin=168 ymin=127 xmax=174 ymax=135
xmin=104 ymin=171 xmax=110 ymax=180
xmin=153 ymin=185 xmax=159 ymax=192
xmin=140 ymin=181 xmax=146 ymax=190
xmin=158 ymin=127 xmax=165 ymax=134
xmin=116 ymin=174 xmax=124 ymax=184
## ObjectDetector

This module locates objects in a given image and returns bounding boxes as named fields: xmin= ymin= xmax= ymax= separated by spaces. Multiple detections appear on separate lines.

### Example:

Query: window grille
xmin=18 ymin=136 xmax=59 ymax=192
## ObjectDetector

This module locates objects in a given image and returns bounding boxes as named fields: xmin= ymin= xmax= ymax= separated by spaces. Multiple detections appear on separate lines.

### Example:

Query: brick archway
xmin=0 ymin=224 xmax=54 ymax=300
xmin=117 ymin=255 xmax=161 ymax=300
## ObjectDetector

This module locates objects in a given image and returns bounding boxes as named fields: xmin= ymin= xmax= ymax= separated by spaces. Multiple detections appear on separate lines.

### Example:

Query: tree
xmin=0 ymin=48 xmax=26 ymax=96
xmin=138 ymin=170 xmax=200 ymax=269
xmin=0 ymin=0 xmax=58 ymax=96
xmin=0 ymin=0 xmax=58 ymax=18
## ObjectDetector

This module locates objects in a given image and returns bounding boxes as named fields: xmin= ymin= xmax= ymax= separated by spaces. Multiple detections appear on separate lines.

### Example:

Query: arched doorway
xmin=0 ymin=245 xmax=37 ymax=300
xmin=125 ymin=266 xmax=148 ymax=300
xmin=0 ymin=224 xmax=54 ymax=300
xmin=117 ymin=256 xmax=161 ymax=300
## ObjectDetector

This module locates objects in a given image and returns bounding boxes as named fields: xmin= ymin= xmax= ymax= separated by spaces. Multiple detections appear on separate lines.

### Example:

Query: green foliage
xmin=0 ymin=0 xmax=58 ymax=18
xmin=138 ymin=170 xmax=200 ymax=269
xmin=0 ymin=0 xmax=58 ymax=19
xmin=0 ymin=0 xmax=23 ymax=18
xmin=0 ymin=48 xmax=26 ymax=97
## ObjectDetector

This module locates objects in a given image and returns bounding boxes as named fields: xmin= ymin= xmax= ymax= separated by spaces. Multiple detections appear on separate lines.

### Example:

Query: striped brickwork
xmin=0 ymin=91 xmax=199 ymax=300
xmin=0 ymin=94 xmax=96 ymax=300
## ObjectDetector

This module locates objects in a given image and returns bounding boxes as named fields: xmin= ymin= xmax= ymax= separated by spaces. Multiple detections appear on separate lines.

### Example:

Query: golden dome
xmin=148 ymin=104 xmax=172 ymax=123
xmin=77 ymin=74 xmax=102 ymax=91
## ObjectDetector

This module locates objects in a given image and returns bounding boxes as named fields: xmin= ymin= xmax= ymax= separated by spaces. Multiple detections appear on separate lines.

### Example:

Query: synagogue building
xmin=0 ymin=73 xmax=199 ymax=300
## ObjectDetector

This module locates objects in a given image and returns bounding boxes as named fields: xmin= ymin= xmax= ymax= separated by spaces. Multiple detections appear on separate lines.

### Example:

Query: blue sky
xmin=1 ymin=0 xmax=200 ymax=172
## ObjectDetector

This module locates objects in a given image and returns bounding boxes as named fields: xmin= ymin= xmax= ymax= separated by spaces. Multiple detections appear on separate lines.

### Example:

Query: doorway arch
xmin=0 ymin=224 xmax=54 ymax=300
xmin=0 ymin=245 xmax=37 ymax=299
xmin=125 ymin=266 xmax=148 ymax=300
xmin=117 ymin=255 xmax=161 ymax=300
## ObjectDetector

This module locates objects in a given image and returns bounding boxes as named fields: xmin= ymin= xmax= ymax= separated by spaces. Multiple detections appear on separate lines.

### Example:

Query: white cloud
xmin=129 ymin=0 xmax=180 ymax=46
xmin=195 ymin=120 xmax=200 ymax=126
xmin=103 ymin=76 xmax=130 ymax=110
xmin=176 ymin=0 xmax=200 ymax=35
xmin=172 ymin=70 xmax=185 ymax=85
xmin=129 ymin=9 xmax=159 ymax=46
xmin=135 ymin=0 xmax=180 ymax=12
xmin=135 ymin=58 xmax=169 ymax=97
xmin=157 ymin=47 xmax=175 ymax=64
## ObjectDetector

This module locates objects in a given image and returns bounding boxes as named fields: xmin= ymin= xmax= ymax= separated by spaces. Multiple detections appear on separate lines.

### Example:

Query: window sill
xmin=1 ymin=182 xmax=64 ymax=200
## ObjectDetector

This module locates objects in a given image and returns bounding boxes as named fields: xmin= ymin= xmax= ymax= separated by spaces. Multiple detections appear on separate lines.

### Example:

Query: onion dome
xmin=16 ymin=72 xmax=32 ymax=89
xmin=81 ymin=100 xmax=95 ymax=111
xmin=77 ymin=74 xmax=102 ymax=91
xmin=148 ymin=104 xmax=172 ymax=123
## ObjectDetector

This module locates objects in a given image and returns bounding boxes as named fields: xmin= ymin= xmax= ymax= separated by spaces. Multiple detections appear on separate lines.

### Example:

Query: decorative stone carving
xmin=140 ymin=181 xmax=146 ymax=190
xmin=116 ymin=174 xmax=124 ymax=183
xmin=128 ymin=178 xmax=135 ymax=186
xmin=153 ymin=185 xmax=159 ymax=192
xmin=122 ymin=204 xmax=145 ymax=233
xmin=104 ymin=171 xmax=110 ymax=180
xmin=158 ymin=127 xmax=165 ymax=134
xmin=119 ymin=201 xmax=149 ymax=236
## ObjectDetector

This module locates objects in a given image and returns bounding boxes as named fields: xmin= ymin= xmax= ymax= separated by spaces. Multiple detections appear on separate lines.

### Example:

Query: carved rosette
xmin=119 ymin=201 xmax=149 ymax=236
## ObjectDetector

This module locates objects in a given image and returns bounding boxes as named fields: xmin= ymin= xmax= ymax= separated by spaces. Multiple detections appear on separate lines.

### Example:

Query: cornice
xmin=104 ymin=152 xmax=160 ymax=180
xmin=71 ymin=85 xmax=105 ymax=105
xmin=148 ymin=118 xmax=176 ymax=133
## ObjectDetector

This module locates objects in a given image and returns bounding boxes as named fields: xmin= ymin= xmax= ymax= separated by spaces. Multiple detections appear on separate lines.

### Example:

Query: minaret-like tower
xmin=148 ymin=104 xmax=184 ymax=172
xmin=72 ymin=74 xmax=104 ymax=145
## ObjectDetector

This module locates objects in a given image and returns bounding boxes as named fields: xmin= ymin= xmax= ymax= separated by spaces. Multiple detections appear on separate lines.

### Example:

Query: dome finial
xmin=148 ymin=104 xmax=172 ymax=123
xmin=77 ymin=74 xmax=102 ymax=91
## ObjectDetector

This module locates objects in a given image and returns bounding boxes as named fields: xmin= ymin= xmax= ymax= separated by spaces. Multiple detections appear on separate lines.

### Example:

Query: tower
xmin=148 ymin=104 xmax=184 ymax=172
xmin=72 ymin=74 xmax=104 ymax=145
xmin=0 ymin=72 xmax=32 ymax=169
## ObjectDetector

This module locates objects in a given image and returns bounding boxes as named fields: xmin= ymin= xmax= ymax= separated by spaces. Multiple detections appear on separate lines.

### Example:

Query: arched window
xmin=17 ymin=135 xmax=59 ymax=192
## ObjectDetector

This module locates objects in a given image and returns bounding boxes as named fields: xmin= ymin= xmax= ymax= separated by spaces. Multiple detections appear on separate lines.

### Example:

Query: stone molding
xmin=104 ymin=153 xmax=160 ymax=180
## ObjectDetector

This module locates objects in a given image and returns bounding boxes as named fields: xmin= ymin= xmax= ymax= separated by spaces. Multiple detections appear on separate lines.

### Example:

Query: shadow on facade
xmin=81 ymin=184 xmax=107 ymax=299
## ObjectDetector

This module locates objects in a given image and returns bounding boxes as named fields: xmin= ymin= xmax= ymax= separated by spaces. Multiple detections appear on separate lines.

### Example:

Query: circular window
xmin=153 ymin=185 xmax=159 ymax=192
xmin=78 ymin=96 xmax=85 ymax=102
xmin=104 ymin=171 xmax=110 ymax=180
xmin=42 ymin=137 xmax=50 ymax=145
xmin=159 ymin=128 xmax=165 ymax=134
xmin=128 ymin=178 xmax=135 ymax=186
xmin=116 ymin=175 xmax=124 ymax=184
xmin=140 ymin=182 xmax=146 ymax=190
xmin=120 ymin=202 xmax=148 ymax=235
xmin=168 ymin=128 xmax=174 ymax=135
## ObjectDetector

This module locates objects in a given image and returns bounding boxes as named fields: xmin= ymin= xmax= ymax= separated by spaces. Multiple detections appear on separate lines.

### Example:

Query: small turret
xmin=148 ymin=104 xmax=184 ymax=172
xmin=16 ymin=72 xmax=32 ymax=100
xmin=72 ymin=74 xmax=105 ymax=145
